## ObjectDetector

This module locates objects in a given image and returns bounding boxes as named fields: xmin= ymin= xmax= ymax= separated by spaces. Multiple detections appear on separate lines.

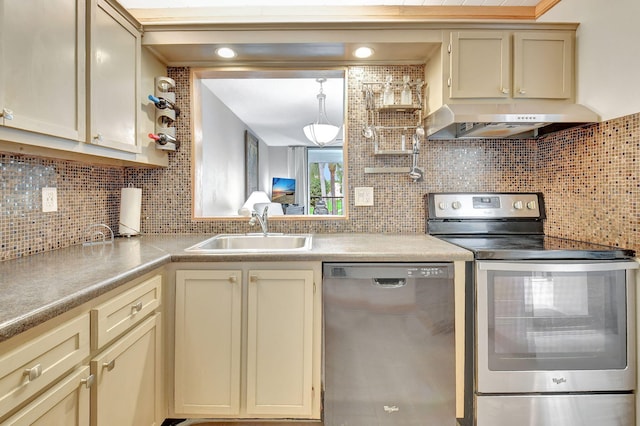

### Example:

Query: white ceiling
xmin=120 ymin=0 xmax=540 ymax=6
xmin=202 ymin=76 xmax=345 ymax=147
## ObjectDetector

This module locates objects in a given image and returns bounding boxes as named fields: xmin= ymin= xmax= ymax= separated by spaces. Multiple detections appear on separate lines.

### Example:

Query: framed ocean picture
xmin=271 ymin=177 xmax=296 ymax=204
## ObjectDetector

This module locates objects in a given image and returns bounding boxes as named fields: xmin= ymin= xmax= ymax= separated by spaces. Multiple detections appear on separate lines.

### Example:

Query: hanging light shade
xmin=303 ymin=78 xmax=341 ymax=147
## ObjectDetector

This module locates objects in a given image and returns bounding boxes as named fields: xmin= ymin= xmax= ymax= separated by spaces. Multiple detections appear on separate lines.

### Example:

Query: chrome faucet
xmin=249 ymin=205 xmax=269 ymax=235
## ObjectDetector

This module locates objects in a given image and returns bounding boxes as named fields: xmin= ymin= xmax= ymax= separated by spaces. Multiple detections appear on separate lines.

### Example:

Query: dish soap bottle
xmin=400 ymin=76 xmax=412 ymax=105
xmin=383 ymin=75 xmax=394 ymax=106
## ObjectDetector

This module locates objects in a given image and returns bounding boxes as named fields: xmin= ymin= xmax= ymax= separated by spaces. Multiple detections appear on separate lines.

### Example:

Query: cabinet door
xmin=1 ymin=366 xmax=90 ymax=426
xmin=91 ymin=313 xmax=162 ymax=426
xmin=246 ymin=269 xmax=315 ymax=417
xmin=449 ymin=31 xmax=511 ymax=99
xmin=0 ymin=0 xmax=85 ymax=140
xmin=513 ymin=32 xmax=574 ymax=99
xmin=174 ymin=270 xmax=242 ymax=416
xmin=88 ymin=0 xmax=141 ymax=153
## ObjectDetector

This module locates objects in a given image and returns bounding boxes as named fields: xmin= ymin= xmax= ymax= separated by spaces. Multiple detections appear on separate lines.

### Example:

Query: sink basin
xmin=185 ymin=234 xmax=313 ymax=252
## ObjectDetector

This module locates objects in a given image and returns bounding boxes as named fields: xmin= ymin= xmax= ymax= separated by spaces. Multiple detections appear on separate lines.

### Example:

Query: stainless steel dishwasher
xmin=323 ymin=263 xmax=456 ymax=426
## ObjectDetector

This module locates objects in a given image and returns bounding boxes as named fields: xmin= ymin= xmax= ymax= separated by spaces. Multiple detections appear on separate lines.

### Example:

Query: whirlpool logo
xmin=552 ymin=377 xmax=567 ymax=385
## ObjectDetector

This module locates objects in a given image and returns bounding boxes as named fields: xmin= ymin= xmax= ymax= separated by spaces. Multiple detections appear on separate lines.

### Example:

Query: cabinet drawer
xmin=91 ymin=275 xmax=161 ymax=350
xmin=0 ymin=314 xmax=90 ymax=420
xmin=1 ymin=366 xmax=90 ymax=425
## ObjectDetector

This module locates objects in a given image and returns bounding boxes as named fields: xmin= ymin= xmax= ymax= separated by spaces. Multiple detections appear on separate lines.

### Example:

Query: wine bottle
xmin=148 ymin=132 xmax=178 ymax=146
xmin=148 ymin=95 xmax=180 ymax=116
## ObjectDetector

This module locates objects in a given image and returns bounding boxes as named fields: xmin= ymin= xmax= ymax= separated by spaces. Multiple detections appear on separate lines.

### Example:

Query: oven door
xmin=476 ymin=260 xmax=637 ymax=394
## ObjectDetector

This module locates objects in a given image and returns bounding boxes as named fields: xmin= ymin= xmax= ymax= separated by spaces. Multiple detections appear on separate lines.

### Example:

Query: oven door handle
xmin=477 ymin=260 xmax=638 ymax=273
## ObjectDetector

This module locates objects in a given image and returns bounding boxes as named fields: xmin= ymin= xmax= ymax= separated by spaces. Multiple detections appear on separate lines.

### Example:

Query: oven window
xmin=486 ymin=269 xmax=627 ymax=371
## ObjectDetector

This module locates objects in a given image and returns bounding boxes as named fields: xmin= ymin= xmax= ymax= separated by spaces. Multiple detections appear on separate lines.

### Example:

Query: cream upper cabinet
xmin=513 ymin=31 xmax=573 ymax=100
xmin=174 ymin=264 xmax=321 ymax=420
xmin=88 ymin=0 xmax=141 ymax=153
xmin=449 ymin=31 xmax=511 ymax=99
xmin=447 ymin=30 xmax=574 ymax=101
xmin=0 ymin=0 xmax=85 ymax=141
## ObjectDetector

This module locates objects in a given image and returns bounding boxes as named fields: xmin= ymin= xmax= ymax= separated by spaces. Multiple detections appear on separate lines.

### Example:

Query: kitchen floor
xmin=173 ymin=421 xmax=322 ymax=425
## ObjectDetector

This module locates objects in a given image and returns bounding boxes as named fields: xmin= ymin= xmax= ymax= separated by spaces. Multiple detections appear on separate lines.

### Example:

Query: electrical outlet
xmin=42 ymin=187 xmax=58 ymax=212
xmin=354 ymin=187 xmax=374 ymax=206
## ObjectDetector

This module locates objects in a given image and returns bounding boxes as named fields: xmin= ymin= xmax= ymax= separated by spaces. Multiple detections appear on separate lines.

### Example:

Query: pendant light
xmin=303 ymin=78 xmax=341 ymax=147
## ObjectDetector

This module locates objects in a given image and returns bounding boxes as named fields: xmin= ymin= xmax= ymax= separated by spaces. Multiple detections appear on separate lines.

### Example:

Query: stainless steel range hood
xmin=426 ymin=103 xmax=600 ymax=140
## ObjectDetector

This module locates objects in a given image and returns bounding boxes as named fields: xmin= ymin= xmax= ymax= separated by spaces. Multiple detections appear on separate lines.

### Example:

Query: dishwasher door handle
xmin=372 ymin=278 xmax=406 ymax=288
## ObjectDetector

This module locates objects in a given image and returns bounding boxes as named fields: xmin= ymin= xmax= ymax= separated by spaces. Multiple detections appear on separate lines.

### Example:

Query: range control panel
xmin=430 ymin=193 xmax=542 ymax=219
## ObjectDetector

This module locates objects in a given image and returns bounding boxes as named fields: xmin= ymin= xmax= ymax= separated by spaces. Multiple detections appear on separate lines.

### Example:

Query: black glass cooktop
xmin=437 ymin=234 xmax=635 ymax=260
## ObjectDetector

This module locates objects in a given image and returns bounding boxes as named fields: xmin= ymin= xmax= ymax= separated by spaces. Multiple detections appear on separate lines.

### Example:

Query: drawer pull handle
xmin=24 ymin=364 xmax=42 ymax=381
xmin=81 ymin=374 xmax=95 ymax=389
xmin=103 ymin=360 xmax=116 ymax=371
xmin=131 ymin=301 xmax=143 ymax=314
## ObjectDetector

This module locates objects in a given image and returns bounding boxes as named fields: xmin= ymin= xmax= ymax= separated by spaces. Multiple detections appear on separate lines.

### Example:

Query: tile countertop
xmin=0 ymin=233 xmax=472 ymax=343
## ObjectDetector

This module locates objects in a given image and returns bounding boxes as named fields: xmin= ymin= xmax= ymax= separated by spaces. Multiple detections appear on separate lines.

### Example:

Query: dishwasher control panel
xmin=324 ymin=263 xmax=453 ymax=280
xmin=407 ymin=267 xmax=450 ymax=278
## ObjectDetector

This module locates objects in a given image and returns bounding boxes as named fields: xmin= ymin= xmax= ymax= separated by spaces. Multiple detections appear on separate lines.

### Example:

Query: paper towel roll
xmin=119 ymin=187 xmax=142 ymax=236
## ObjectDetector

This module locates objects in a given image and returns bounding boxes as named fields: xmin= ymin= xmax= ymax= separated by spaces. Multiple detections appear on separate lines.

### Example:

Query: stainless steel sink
xmin=185 ymin=233 xmax=313 ymax=252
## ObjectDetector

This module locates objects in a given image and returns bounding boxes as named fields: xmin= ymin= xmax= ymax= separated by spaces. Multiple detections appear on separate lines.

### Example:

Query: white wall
xmin=266 ymin=146 xmax=290 ymax=197
xmin=539 ymin=0 xmax=640 ymax=120
xmin=197 ymin=82 xmax=247 ymax=216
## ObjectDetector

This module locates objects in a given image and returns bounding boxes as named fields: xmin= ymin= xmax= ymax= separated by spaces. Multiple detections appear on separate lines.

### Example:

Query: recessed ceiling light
xmin=216 ymin=47 xmax=237 ymax=59
xmin=354 ymin=46 xmax=374 ymax=59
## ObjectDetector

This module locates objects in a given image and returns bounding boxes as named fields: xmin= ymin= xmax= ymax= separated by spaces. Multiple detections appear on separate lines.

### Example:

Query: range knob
xmin=513 ymin=201 xmax=524 ymax=210
xmin=451 ymin=201 xmax=462 ymax=210
xmin=438 ymin=202 xmax=447 ymax=210
xmin=527 ymin=201 xmax=537 ymax=210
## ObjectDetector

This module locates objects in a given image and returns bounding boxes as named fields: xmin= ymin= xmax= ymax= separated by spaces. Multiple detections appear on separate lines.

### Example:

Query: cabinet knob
xmin=93 ymin=133 xmax=103 ymax=143
xmin=103 ymin=360 xmax=116 ymax=371
xmin=518 ymin=88 xmax=527 ymax=95
xmin=1 ymin=108 xmax=13 ymax=120
xmin=229 ymin=275 xmax=238 ymax=284
xmin=81 ymin=374 xmax=95 ymax=389
xmin=500 ymin=87 xmax=509 ymax=95
xmin=249 ymin=275 xmax=258 ymax=283
xmin=131 ymin=301 xmax=143 ymax=314
xmin=24 ymin=364 xmax=42 ymax=382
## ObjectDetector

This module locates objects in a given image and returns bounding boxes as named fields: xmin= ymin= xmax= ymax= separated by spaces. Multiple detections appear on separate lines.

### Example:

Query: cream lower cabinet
xmin=90 ymin=314 xmax=162 ymax=426
xmin=0 ymin=272 xmax=164 ymax=426
xmin=90 ymin=274 xmax=163 ymax=426
xmin=174 ymin=263 xmax=321 ymax=420
xmin=0 ymin=314 xmax=91 ymax=425
xmin=1 ymin=366 xmax=91 ymax=426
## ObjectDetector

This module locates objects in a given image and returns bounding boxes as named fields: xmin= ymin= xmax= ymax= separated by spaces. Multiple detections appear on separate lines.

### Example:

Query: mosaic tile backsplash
xmin=1 ymin=65 xmax=639 ymax=261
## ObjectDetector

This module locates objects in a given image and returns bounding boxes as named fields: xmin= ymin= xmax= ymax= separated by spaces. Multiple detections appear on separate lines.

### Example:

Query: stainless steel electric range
xmin=426 ymin=192 xmax=638 ymax=426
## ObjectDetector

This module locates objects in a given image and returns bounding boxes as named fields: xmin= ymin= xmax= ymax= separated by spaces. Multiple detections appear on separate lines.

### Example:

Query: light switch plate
xmin=354 ymin=187 xmax=374 ymax=206
xmin=42 ymin=187 xmax=58 ymax=212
